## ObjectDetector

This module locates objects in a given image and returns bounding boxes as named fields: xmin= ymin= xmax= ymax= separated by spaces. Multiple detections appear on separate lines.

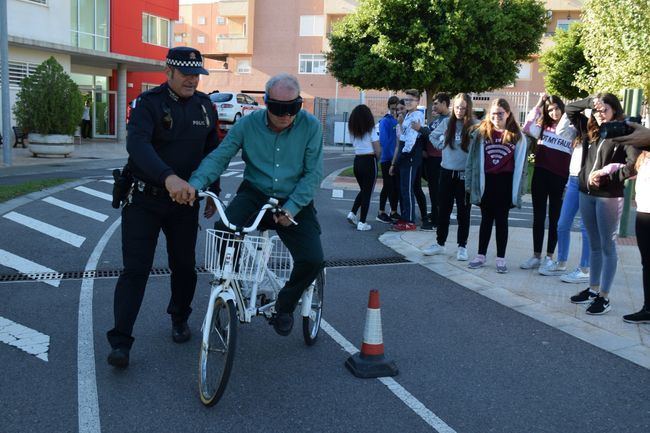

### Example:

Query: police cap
xmin=166 ymin=46 xmax=209 ymax=75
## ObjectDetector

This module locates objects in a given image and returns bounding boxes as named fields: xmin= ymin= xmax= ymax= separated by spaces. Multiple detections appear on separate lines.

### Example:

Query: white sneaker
xmin=356 ymin=221 xmax=372 ymax=231
xmin=560 ymin=268 xmax=590 ymax=284
xmin=347 ymin=212 xmax=358 ymax=226
xmin=520 ymin=256 xmax=541 ymax=269
xmin=456 ymin=247 xmax=468 ymax=261
xmin=538 ymin=261 xmax=567 ymax=276
xmin=423 ymin=244 xmax=446 ymax=256
xmin=540 ymin=256 xmax=553 ymax=269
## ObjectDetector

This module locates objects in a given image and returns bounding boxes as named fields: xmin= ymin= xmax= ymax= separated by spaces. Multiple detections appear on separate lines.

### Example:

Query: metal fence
xmin=316 ymin=91 xmax=544 ymax=147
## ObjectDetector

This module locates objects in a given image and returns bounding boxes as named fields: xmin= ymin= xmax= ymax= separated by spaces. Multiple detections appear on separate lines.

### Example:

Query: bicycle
xmin=196 ymin=190 xmax=325 ymax=407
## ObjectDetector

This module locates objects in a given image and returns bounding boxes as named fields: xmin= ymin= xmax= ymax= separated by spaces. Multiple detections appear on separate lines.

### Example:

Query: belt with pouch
xmin=134 ymin=179 xmax=168 ymax=197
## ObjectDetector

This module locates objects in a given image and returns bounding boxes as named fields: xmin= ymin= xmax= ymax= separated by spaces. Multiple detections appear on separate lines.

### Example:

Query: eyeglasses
xmin=266 ymin=96 xmax=303 ymax=117
xmin=490 ymin=111 xmax=507 ymax=118
xmin=594 ymin=107 xmax=610 ymax=114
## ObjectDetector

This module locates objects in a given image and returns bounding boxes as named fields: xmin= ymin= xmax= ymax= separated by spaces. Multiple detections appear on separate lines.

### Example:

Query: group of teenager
xmin=345 ymin=89 xmax=650 ymax=323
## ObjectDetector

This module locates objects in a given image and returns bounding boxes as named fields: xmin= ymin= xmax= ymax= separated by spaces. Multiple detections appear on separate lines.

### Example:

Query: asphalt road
xmin=0 ymin=152 xmax=649 ymax=433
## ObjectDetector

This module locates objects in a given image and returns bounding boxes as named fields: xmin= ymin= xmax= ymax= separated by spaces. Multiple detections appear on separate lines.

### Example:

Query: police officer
xmin=107 ymin=46 xmax=220 ymax=368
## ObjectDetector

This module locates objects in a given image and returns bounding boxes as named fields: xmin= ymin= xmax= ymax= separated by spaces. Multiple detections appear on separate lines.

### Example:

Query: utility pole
xmin=1 ymin=0 xmax=12 ymax=166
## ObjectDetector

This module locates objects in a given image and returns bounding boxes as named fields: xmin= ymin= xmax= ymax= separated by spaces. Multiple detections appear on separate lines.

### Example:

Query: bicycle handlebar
xmin=197 ymin=190 xmax=296 ymax=233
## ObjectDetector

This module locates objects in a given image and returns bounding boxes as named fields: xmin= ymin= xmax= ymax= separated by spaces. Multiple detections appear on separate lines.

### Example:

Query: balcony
xmin=324 ymin=0 xmax=358 ymax=15
xmin=544 ymin=0 xmax=583 ymax=11
xmin=217 ymin=35 xmax=250 ymax=54
xmin=220 ymin=0 xmax=250 ymax=17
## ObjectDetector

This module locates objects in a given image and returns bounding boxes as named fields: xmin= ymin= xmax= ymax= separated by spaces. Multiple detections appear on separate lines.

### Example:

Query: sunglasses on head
xmin=266 ymin=96 xmax=303 ymax=117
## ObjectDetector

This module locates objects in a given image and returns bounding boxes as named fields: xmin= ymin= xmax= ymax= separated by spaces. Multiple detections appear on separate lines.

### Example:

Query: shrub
xmin=13 ymin=57 xmax=84 ymax=135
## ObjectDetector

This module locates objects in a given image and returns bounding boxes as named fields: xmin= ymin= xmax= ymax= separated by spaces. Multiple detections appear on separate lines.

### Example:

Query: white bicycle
xmin=196 ymin=191 xmax=325 ymax=407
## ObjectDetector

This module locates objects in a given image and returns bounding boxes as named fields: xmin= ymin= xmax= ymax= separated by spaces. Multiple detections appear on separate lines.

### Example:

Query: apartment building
xmin=176 ymin=0 xmax=583 ymax=108
xmin=5 ymin=0 xmax=177 ymax=140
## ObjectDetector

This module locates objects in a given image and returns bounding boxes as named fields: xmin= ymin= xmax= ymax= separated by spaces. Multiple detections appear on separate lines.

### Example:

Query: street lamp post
xmin=1 ymin=0 xmax=12 ymax=166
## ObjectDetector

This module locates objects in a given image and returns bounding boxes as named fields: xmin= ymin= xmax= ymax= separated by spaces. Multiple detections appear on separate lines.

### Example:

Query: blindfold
xmin=266 ymin=97 xmax=303 ymax=117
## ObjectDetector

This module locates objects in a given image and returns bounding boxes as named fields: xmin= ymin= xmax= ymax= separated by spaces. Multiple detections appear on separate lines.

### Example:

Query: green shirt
xmin=189 ymin=109 xmax=323 ymax=216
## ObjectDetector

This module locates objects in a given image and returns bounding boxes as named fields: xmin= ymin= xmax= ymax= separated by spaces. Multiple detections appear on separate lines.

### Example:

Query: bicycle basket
xmin=204 ymin=230 xmax=271 ymax=282
xmin=266 ymin=235 xmax=293 ymax=283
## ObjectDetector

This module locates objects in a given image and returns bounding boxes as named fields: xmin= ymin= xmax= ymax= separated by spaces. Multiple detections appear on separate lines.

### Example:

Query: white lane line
xmin=0 ymin=316 xmax=50 ymax=361
xmin=236 ymin=173 xmax=244 ymax=178
xmin=228 ymin=161 xmax=245 ymax=167
xmin=74 ymin=186 xmax=112 ymax=202
xmin=221 ymin=171 xmax=239 ymax=177
xmin=98 ymin=179 xmax=114 ymax=184
xmin=78 ymin=217 xmax=121 ymax=433
xmin=42 ymin=197 xmax=109 ymax=222
xmin=0 ymin=248 xmax=61 ymax=287
xmin=321 ymin=319 xmax=457 ymax=433
xmin=332 ymin=189 xmax=344 ymax=198
xmin=3 ymin=212 xmax=85 ymax=247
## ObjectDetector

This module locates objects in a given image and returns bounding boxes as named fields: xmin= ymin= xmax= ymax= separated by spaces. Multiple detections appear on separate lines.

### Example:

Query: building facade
xmin=175 ymin=0 xmax=584 ymax=109
xmin=4 ymin=0 xmax=177 ymax=141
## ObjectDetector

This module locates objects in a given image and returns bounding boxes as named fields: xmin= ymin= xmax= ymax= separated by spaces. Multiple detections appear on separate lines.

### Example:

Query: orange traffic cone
xmin=345 ymin=290 xmax=398 ymax=378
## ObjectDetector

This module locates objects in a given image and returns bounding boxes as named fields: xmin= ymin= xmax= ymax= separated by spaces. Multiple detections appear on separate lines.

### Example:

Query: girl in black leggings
xmin=346 ymin=104 xmax=381 ymax=231
xmin=520 ymin=94 xmax=573 ymax=271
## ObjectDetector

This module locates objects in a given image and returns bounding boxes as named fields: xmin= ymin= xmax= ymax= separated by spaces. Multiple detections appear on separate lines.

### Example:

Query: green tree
xmin=539 ymin=22 xmax=592 ymax=100
xmin=13 ymin=57 xmax=84 ymax=135
xmin=577 ymin=0 xmax=650 ymax=98
xmin=326 ymin=0 xmax=547 ymax=116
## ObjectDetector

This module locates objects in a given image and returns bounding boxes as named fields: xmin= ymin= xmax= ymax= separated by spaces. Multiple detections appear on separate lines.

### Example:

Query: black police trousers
xmin=107 ymin=190 xmax=200 ymax=349
xmin=217 ymin=182 xmax=324 ymax=314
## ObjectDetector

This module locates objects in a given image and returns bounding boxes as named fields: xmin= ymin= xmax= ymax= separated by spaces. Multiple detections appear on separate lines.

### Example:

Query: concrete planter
xmin=28 ymin=133 xmax=75 ymax=157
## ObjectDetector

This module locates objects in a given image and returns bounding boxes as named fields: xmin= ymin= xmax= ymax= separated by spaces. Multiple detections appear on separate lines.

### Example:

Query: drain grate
xmin=0 ymin=257 xmax=410 ymax=282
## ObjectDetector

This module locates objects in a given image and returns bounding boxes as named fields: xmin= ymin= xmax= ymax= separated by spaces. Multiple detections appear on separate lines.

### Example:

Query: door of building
xmin=93 ymin=90 xmax=117 ymax=138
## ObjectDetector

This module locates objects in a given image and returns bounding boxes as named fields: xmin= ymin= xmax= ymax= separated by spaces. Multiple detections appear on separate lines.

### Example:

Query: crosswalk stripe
xmin=98 ymin=179 xmax=114 ymax=184
xmin=236 ymin=173 xmax=244 ymax=178
xmin=74 ymin=186 xmax=112 ymax=201
xmin=0 ymin=248 xmax=61 ymax=287
xmin=3 ymin=211 xmax=86 ymax=247
xmin=228 ymin=161 xmax=245 ymax=167
xmin=0 ymin=316 xmax=50 ymax=361
xmin=221 ymin=171 xmax=239 ymax=177
xmin=42 ymin=197 xmax=109 ymax=222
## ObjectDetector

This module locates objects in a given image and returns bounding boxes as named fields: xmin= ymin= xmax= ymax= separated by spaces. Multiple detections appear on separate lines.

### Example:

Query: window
xmin=299 ymin=54 xmax=327 ymax=74
xmin=216 ymin=16 xmax=225 ymax=25
xmin=70 ymin=0 xmax=109 ymax=51
xmin=0 ymin=61 xmax=39 ymax=87
xmin=25 ymin=0 xmax=47 ymax=4
xmin=299 ymin=15 xmax=325 ymax=36
xmin=198 ymin=16 xmax=206 ymax=25
xmin=174 ymin=34 xmax=183 ymax=42
xmin=197 ymin=35 xmax=205 ymax=44
xmin=556 ymin=19 xmax=579 ymax=32
xmin=142 ymin=13 xmax=171 ymax=47
xmin=516 ymin=62 xmax=532 ymax=81
xmin=237 ymin=59 xmax=251 ymax=74
xmin=142 ymin=83 xmax=157 ymax=92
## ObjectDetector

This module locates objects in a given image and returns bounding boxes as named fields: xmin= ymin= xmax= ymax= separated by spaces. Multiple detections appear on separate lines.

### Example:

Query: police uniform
xmin=107 ymin=47 xmax=219 ymax=359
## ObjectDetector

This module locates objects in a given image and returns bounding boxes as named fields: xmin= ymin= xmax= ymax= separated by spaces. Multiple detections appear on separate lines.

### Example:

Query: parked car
xmin=209 ymin=91 xmax=262 ymax=127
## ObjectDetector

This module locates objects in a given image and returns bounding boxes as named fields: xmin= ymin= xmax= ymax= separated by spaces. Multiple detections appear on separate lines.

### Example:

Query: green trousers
xmin=215 ymin=182 xmax=324 ymax=313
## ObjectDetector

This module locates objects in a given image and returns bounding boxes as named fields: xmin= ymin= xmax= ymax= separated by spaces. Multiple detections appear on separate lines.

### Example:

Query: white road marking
xmin=221 ymin=171 xmax=239 ymax=177
xmin=74 ymin=186 xmax=112 ymax=202
xmin=236 ymin=173 xmax=244 ymax=178
xmin=321 ymin=319 xmax=457 ymax=432
xmin=228 ymin=161 xmax=245 ymax=167
xmin=78 ymin=217 xmax=121 ymax=433
xmin=0 ymin=316 xmax=50 ymax=361
xmin=0 ymin=249 xmax=61 ymax=287
xmin=225 ymin=193 xmax=232 ymax=199
xmin=332 ymin=189 xmax=344 ymax=198
xmin=98 ymin=179 xmax=114 ymax=184
xmin=42 ymin=197 xmax=108 ymax=222
xmin=3 ymin=211 xmax=85 ymax=247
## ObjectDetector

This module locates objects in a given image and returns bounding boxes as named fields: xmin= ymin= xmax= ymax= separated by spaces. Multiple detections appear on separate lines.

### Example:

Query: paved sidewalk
xmin=328 ymin=174 xmax=650 ymax=370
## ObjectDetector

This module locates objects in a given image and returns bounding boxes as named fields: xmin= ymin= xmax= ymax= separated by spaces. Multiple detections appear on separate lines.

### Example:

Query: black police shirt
xmin=126 ymin=82 xmax=219 ymax=188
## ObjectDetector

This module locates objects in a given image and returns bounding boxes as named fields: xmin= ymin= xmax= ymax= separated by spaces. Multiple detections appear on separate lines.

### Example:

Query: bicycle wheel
xmin=302 ymin=269 xmax=325 ymax=346
xmin=199 ymin=297 xmax=237 ymax=407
